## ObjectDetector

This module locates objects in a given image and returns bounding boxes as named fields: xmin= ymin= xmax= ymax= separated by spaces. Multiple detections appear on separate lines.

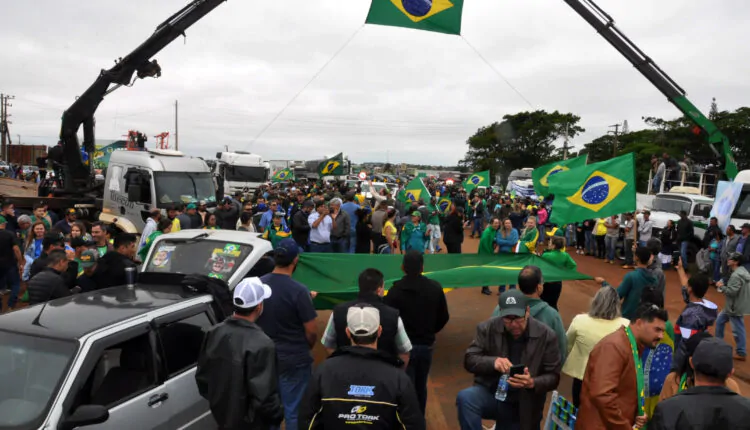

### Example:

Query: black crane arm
xmin=563 ymin=0 xmax=736 ymax=178
xmin=59 ymin=0 xmax=226 ymax=192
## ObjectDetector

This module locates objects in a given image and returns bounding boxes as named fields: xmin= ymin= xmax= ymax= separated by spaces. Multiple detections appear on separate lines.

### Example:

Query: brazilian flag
xmin=317 ymin=153 xmax=345 ymax=177
xmin=531 ymin=154 xmax=588 ymax=198
xmin=399 ymin=178 xmax=431 ymax=204
xmin=437 ymin=197 xmax=452 ymax=214
xmin=463 ymin=170 xmax=490 ymax=192
xmin=548 ymin=153 xmax=636 ymax=225
xmin=271 ymin=168 xmax=294 ymax=183
xmin=365 ymin=0 xmax=464 ymax=35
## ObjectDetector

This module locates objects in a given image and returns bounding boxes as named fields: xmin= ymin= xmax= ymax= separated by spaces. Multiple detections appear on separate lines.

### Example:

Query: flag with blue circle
xmin=272 ymin=168 xmax=295 ymax=183
xmin=398 ymin=178 xmax=431 ymax=204
xmin=548 ymin=153 xmax=636 ymax=225
xmin=437 ymin=197 xmax=453 ymax=214
xmin=462 ymin=170 xmax=490 ymax=192
xmin=531 ymin=154 xmax=588 ymax=197
xmin=365 ymin=0 xmax=464 ymax=35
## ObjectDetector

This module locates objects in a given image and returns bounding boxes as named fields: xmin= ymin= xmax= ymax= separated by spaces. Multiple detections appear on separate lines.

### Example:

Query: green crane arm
xmin=563 ymin=0 xmax=737 ymax=179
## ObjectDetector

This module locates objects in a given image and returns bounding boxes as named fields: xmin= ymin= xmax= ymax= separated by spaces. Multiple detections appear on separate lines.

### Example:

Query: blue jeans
xmin=407 ymin=344 xmax=434 ymax=415
xmin=584 ymin=231 xmax=594 ymax=254
xmin=272 ymin=363 xmax=312 ymax=430
xmin=348 ymin=232 xmax=357 ymax=254
xmin=680 ymin=241 xmax=690 ymax=267
xmin=472 ymin=218 xmax=482 ymax=237
xmin=605 ymin=235 xmax=616 ymax=261
xmin=456 ymin=385 xmax=523 ymax=430
xmin=712 ymin=258 xmax=722 ymax=282
xmin=566 ymin=227 xmax=576 ymax=247
xmin=309 ymin=242 xmax=332 ymax=253
xmin=498 ymin=285 xmax=516 ymax=293
xmin=331 ymin=237 xmax=349 ymax=253
xmin=537 ymin=224 xmax=546 ymax=244
xmin=652 ymin=176 xmax=661 ymax=193
xmin=1 ymin=265 xmax=21 ymax=309
xmin=716 ymin=311 xmax=746 ymax=356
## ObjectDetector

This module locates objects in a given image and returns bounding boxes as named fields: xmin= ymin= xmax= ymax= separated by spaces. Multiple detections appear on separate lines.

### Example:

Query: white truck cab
xmin=727 ymin=170 xmax=750 ymax=229
xmin=215 ymin=151 xmax=270 ymax=194
xmin=647 ymin=191 xmax=713 ymax=241
xmin=102 ymin=149 xmax=217 ymax=233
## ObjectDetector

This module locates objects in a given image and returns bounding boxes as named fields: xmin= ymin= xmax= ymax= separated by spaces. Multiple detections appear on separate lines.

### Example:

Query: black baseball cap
xmin=70 ymin=237 xmax=95 ymax=248
xmin=692 ymin=337 xmax=733 ymax=379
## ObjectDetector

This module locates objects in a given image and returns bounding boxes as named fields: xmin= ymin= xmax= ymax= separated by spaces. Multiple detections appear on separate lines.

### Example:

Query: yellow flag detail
xmin=539 ymin=165 xmax=570 ymax=187
xmin=322 ymin=161 xmax=341 ymax=175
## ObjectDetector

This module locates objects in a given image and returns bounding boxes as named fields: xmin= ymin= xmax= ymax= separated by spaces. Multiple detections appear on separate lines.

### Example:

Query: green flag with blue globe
xmin=547 ymin=153 xmax=636 ymax=225
xmin=463 ymin=170 xmax=490 ymax=192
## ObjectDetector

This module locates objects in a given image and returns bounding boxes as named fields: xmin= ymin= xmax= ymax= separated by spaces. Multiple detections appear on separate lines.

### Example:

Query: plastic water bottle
xmin=494 ymin=373 xmax=509 ymax=401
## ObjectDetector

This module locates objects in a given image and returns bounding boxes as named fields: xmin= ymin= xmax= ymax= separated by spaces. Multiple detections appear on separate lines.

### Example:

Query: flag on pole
xmin=548 ymin=153 xmax=636 ymax=225
xmin=365 ymin=0 xmax=464 ymax=35
xmin=317 ymin=153 xmax=345 ymax=176
xmin=271 ymin=168 xmax=294 ymax=183
xmin=399 ymin=178 xmax=431 ymax=204
xmin=463 ymin=170 xmax=490 ymax=192
xmin=437 ymin=197 xmax=453 ymax=214
xmin=531 ymin=154 xmax=588 ymax=197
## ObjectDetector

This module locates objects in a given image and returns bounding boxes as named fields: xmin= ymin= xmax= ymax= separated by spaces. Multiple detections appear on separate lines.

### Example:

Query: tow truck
xmin=1 ymin=0 xmax=227 ymax=233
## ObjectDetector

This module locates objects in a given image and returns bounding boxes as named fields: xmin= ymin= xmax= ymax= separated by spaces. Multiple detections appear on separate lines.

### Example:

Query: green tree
xmin=460 ymin=110 xmax=584 ymax=181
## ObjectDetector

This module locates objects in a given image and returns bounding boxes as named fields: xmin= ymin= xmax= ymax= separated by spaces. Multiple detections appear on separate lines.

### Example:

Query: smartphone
xmin=672 ymin=251 xmax=681 ymax=267
xmin=509 ymin=364 xmax=525 ymax=377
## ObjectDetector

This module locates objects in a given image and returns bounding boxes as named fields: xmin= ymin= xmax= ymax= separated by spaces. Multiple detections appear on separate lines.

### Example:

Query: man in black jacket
xmin=27 ymin=250 xmax=78 ymax=305
xmin=299 ymin=304 xmax=425 ymax=430
xmin=677 ymin=210 xmax=695 ymax=267
xmin=651 ymin=337 xmax=750 ymax=429
xmin=29 ymin=233 xmax=75 ymax=285
xmin=384 ymin=251 xmax=449 ymax=415
xmin=91 ymin=233 xmax=138 ymax=289
xmin=321 ymin=268 xmax=412 ymax=367
xmin=196 ymin=277 xmax=283 ymax=430
xmin=216 ymin=197 xmax=240 ymax=230
xmin=292 ymin=200 xmax=314 ymax=251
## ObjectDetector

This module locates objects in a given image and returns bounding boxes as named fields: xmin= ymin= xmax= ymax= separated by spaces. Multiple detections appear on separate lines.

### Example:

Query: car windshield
xmin=225 ymin=165 xmax=268 ymax=182
xmin=733 ymin=190 xmax=750 ymax=219
xmin=0 ymin=332 xmax=77 ymax=429
xmin=154 ymin=172 xmax=216 ymax=208
xmin=144 ymin=239 xmax=254 ymax=282
xmin=651 ymin=197 xmax=691 ymax=215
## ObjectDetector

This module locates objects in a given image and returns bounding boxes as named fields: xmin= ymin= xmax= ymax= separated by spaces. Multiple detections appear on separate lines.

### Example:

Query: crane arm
xmin=563 ymin=0 xmax=737 ymax=179
xmin=59 ymin=0 xmax=226 ymax=192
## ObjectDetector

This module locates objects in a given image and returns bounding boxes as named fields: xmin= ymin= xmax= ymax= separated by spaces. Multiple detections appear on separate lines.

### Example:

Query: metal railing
xmin=646 ymin=168 xmax=719 ymax=197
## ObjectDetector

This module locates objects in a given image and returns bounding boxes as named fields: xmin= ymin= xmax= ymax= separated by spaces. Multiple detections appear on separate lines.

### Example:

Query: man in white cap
xmin=195 ymin=277 xmax=283 ymax=430
xmin=299 ymin=304 xmax=424 ymax=429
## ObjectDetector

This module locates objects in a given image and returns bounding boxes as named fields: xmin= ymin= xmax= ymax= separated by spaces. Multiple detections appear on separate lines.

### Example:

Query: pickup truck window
xmin=157 ymin=312 xmax=213 ymax=377
xmin=0 ymin=332 xmax=77 ymax=429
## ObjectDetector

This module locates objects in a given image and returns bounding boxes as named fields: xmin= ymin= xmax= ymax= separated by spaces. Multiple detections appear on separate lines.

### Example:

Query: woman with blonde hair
xmin=563 ymin=286 xmax=629 ymax=407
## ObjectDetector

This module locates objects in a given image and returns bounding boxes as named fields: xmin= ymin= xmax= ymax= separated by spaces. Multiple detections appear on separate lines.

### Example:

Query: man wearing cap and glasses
xmin=256 ymin=238 xmax=318 ymax=430
xmin=299 ymin=304 xmax=425 ymax=430
xmin=457 ymin=289 xmax=561 ymax=430
xmin=651 ymin=337 xmax=750 ymax=429
xmin=196 ymin=277 xmax=283 ymax=430
xmin=715 ymin=252 xmax=750 ymax=361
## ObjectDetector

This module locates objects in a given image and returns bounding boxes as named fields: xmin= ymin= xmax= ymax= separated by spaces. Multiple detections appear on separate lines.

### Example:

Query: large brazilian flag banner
xmin=366 ymin=0 xmax=464 ymax=35
xmin=293 ymin=253 xmax=591 ymax=310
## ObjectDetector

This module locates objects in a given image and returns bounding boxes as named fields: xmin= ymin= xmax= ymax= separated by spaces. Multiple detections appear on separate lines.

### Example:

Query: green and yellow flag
xmin=365 ymin=0 xmax=464 ymax=35
xmin=271 ymin=168 xmax=294 ymax=183
xmin=437 ymin=197 xmax=453 ymax=214
xmin=463 ymin=170 xmax=490 ymax=192
xmin=548 ymin=152 xmax=636 ymax=225
xmin=399 ymin=178 xmax=431 ymax=204
xmin=531 ymin=154 xmax=588 ymax=197
xmin=317 ymin=153 xmax=345 ymax=176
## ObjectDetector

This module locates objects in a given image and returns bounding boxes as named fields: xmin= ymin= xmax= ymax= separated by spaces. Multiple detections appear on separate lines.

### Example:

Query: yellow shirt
xmin=562 ymin=313 xmax=629 ymax=380
xmin=171 ymin=217 xmax=181 ymax=233
xmin=382 ymin=220 xmax=397 ymax=240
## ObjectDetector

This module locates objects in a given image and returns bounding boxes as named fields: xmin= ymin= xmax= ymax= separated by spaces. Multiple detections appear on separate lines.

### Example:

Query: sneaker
xmin=609 ymin=260 xmax=614 ymax=265
xmin=734 ymin=355 xmax=747 ymax=362
xmin=621 ymin=265 xmax=633 ymax=269
xmin=481 ymin=287 xmax=491 ymax=295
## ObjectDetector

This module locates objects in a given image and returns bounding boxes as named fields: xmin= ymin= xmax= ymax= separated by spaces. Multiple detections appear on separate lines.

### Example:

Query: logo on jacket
xmin=506 ymin=297 xmax=516 ymax=305
xmin=348 ymin=385 xmax=375 ymax=397
xmin=351 ymin=405 xmax=367 ymax=414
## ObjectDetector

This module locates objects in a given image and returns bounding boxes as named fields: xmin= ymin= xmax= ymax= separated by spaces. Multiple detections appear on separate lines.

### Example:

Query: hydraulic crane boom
xmin=563 ymin=0 xmax=737 ymax=179
xmin=58 ymin=0 xmax=226 ymax=194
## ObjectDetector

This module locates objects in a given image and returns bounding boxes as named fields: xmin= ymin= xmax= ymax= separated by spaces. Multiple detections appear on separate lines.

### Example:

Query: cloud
xmin=3 ymin=0 xmax=748 ymax=165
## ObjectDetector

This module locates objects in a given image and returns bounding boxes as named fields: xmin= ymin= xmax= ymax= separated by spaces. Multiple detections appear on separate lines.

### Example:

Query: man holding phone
xmin=457 ymin=289 xmax=561 ymax=430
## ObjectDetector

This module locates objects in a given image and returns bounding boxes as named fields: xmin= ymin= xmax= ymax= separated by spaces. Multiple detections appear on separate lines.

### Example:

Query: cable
xmin=245 ymin=25 xmax=365 ymax=148
xmin=461 ymin=36 xmax=535 ymax=109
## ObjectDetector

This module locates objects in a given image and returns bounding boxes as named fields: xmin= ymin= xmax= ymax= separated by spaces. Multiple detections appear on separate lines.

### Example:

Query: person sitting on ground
xmin=458 ymin=289 xmax=561 ymax=430
xmin=594 ymin=246 xmax=657 ymax=320
xmin=27 ymin=250 xmax=79 ymax=305
xmin=651 ymin=337 xmax=750 ymax=429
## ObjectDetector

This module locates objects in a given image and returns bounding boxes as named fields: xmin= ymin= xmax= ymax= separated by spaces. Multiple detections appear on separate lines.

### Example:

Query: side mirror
xmin=61 ymin=405 xmax=109 ymax=430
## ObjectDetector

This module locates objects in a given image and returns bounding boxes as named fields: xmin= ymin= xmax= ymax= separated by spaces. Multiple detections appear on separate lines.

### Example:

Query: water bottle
xmin=494 ymin=373 xmax=509 ymax=401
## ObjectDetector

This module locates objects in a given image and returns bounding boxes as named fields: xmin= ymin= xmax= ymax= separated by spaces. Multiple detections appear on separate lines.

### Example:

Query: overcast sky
xmin=2 ymin=0 xmax=748 ymax=165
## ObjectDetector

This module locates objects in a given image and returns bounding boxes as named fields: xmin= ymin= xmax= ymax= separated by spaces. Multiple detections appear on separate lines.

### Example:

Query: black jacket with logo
xmin=195 ymin=317 xmax=283 ymax=430
xmin=651 ymin=385 xmax=750 ymax=430
xmin=384 ymin=274 xmax=449 ymax=346
xmin=298 ymin=346 xmax=424 ymax=430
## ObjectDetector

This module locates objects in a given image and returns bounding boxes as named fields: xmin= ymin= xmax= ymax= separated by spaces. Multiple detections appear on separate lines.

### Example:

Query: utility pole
xmin=608 ymin=123 xmax=620 ymax=158
xmin=1 ymin=94 xmax=16 ymax=162
xmin=174 ymin=100 xmax=179 ymax=151
xmin=562 ymin=123 xmax=570 ymax=160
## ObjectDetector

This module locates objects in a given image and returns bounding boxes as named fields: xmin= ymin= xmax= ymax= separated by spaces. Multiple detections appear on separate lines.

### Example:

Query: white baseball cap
xmin=233 ymin=277 xmax=272 ymax=309
xmin=347 ymin=305 xmax=380 ymax=336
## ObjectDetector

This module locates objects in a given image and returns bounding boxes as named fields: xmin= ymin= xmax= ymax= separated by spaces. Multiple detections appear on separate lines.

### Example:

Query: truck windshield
xmin=225 ymin=165 xmax=268 ymax=183
xmin=0 ymin=332 xmax=77 ymax=429
xmin=651 ymin=197 xmax=691 ymax=215
xmin=144 ymin=239 xmax=254 ymax=282
xmin=154 ymin=172 xmax=216 ymax=207
xmin=733 ymin=190 xmax=750 ymax=219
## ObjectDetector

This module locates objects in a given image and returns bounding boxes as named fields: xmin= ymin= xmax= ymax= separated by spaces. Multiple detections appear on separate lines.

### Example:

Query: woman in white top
xmin=563 ymin=286 xmax=629 ymax=407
